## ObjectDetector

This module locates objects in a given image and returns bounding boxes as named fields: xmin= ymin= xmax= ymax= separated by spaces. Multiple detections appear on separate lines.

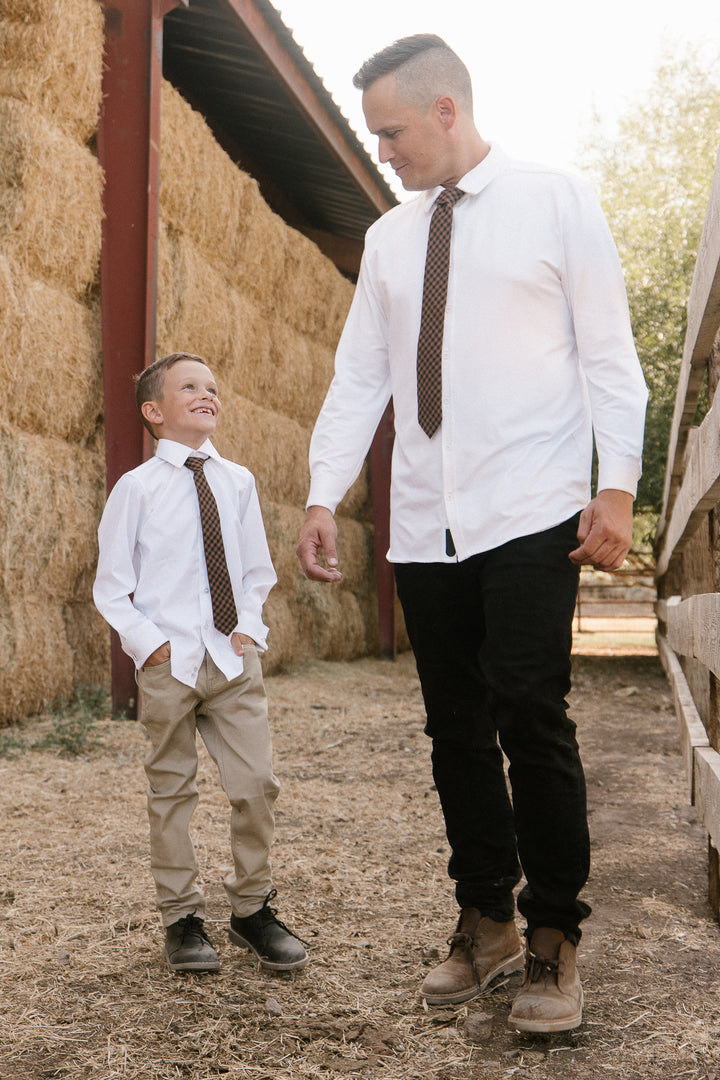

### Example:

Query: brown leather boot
xmin=508 ymin=927 xmax=583 ymax=1032
xmin=421 ymin=908 xmax=525 ymax=1005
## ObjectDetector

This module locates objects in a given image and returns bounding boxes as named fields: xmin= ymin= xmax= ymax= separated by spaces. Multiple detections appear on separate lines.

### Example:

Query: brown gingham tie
xmin=184 ymin=456 xmax=238 ymax=635
xmin=417 ymin=186 xmax=464 ymax=437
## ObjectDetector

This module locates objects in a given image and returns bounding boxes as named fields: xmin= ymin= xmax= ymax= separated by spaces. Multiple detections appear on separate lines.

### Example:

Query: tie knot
xmin=435 ymin=186 xmax=464 ymax=210
xmin=184 ymin=455 xmax=205 ymax=475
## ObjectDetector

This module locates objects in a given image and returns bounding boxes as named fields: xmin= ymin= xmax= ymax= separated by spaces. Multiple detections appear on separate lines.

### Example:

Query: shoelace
xmin=178 ymin=913 xmax=211 ymax=944
xmin=526 ymin=952 xmax=559 ymax=983
xmin=447 ymin=931 xmax=474 ymax=950
xmin=254 ymin=889 xmax=309 ymax=946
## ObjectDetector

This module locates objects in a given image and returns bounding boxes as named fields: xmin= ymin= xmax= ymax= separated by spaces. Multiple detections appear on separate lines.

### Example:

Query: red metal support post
xmin=98 ymin=0 xmax=187 ymax=715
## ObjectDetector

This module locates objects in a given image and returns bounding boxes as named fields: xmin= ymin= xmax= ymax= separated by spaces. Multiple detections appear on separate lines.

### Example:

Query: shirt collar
xmin=155 ymin=438 xmax=221 ymax=467
xmin=419 ymin=144 xmax=511 ymax=214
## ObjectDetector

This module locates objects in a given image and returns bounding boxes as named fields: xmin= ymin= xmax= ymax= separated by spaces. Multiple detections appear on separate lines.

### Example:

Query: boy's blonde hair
xmin=134 ymin=352 xmax=208 ymax=437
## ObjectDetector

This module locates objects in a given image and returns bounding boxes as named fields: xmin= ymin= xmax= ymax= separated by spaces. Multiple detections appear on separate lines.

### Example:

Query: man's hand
xmin=296 ymin=505 xmax=343 ymax=582
xmin=231 ymin=633 xmax=256 ymax=655
xmin=144 ymin=641 xmax=171 ymax=667
xmin=569 ymin=489 xmax=634 ymax=571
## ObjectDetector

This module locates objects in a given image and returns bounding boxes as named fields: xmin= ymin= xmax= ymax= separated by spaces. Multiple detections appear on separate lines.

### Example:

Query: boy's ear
xmin=141 ymin=400 xmax=163 ymax=428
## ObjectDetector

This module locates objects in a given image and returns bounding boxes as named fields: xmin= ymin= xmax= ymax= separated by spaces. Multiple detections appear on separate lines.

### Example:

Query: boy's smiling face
xmin=142 ymin=359 xmax=221 ymax=449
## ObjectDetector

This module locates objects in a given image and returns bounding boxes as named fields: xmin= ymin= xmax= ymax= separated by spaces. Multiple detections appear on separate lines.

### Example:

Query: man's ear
xmin=141 ymin=400 xmax=163 ymax=428
xmin=435 ymin=95 xmax=458 ymax=129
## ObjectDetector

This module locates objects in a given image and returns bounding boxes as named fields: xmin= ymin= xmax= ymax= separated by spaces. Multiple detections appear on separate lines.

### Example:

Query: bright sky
xmin=274 ymin=0 xmax=720 ymax=197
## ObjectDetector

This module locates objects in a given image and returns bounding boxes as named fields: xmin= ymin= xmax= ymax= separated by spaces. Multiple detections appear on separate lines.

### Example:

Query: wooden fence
xmin=574 ymin=564 xmax=656 ymax=647
xmin=655 ymin=142 xmax=720 ymax=916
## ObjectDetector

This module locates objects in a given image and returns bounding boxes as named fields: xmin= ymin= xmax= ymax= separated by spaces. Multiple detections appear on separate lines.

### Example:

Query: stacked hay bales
xmin=158 ymin=83 xmax=377 ymax=673
xmin=0 ymin=0 xmax=107 ymax=722
xmin=1 ymin=0 xmax=384 ymax=724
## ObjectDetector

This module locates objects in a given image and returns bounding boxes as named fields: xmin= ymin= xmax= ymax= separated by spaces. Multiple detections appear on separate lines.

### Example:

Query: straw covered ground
xmin=0 ymin=651 xmax=719 ymax=1080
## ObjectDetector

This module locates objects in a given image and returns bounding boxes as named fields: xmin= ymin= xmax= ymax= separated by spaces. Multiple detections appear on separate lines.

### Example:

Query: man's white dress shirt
xmin=308 ymin=147 xmax=648 ymax=563
xmin=93 ymin=438 xmax=276 ymax=688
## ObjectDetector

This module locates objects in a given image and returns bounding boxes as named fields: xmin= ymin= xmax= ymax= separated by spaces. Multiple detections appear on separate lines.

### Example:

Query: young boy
xmin=93 ymin=351 xmax=308 ymax=974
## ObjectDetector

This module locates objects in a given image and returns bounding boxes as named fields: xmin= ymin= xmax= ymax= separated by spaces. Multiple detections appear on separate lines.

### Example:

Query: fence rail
xmin=655 ymin=141 xmax=720 ymax=917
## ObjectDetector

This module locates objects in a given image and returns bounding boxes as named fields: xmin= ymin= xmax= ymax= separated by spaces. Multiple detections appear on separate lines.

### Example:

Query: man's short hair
xmin=352 ymin=34 xmax=473 ymax=113
xmin=134 ymin=351 xmax=207 ymax=437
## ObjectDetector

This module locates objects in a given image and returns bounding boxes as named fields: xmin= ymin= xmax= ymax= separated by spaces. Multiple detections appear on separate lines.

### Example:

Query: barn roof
xmin=163 ymin=0 xmax=398 ymax=275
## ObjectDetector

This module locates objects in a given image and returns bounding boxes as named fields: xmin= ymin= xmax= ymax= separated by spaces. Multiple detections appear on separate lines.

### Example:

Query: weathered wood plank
xmin=687 ymin=143 xmax=720 ymax=365
xmin=665 ymin=592 xmax=720 ymax=681
xmin=657 ymin=632 xmax=709 ymax=800
xmin=657 ymin=143 xmax=720 ymax=540
xmin=694 ymin=746 xmax=720 ymax=850
xmin=657 ymin=362 xmax=707 ymax=540
xmin=655 ymin=393 xmax=720 ymax=577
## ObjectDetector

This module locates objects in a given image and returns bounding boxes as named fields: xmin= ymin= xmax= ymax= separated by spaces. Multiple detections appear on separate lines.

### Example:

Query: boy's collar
xmin=155 ymin=438 xmax=220 ymax=467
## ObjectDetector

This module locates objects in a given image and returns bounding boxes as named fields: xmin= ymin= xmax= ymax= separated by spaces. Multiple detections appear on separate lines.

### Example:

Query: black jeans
xmin=394 ymin=514 xmax=591 ymax=944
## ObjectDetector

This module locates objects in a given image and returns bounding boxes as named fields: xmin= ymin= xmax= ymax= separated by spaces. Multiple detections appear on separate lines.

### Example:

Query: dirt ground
xmin=1 ymin=648 xmax=719 ymax=1080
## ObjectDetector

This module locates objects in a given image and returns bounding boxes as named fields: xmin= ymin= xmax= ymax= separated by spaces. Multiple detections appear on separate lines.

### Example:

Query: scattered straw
xmin=0 ymin=655 xmax=717 ymax=1079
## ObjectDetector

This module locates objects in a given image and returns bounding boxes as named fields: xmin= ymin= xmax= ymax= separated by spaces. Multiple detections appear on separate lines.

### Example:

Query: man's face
xmin=362 ymin=73 xmax=451 ymax=191
xmin=145 ymin=360 xmax=221 ymax=448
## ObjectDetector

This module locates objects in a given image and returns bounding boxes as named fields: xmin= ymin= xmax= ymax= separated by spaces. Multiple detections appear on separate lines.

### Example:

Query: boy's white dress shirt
xmin=308 ymin=146 xmax=648 ymax=563
xmin=93 ymin=438 xmax=276 ymax=688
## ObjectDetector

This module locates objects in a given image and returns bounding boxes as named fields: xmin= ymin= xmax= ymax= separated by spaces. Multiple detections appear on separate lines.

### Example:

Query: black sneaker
xmin=228 ymin=889 xmax=309 ymax=971
xmin=164 ymin=913 xmax=221 ymax=972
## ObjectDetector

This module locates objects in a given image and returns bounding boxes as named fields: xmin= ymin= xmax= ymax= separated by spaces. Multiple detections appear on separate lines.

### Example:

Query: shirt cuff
xmin=121 ymin=625 xmax=170 ymax=670
xmin=306 ymin=479 xmax=341 ymax=516
xmin=234 ymin=616 xmax=270 ymax=653
xmin=597 ymin=457 xmax=642 ymax=499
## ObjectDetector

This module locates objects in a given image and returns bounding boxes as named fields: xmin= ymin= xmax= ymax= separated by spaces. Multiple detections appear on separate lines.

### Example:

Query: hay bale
xmin=156 ymin=228 xmax=237 ymax=365
xmin=275 ymin=228 xmax=354 ymax=346
xmin=160 ymin=81 xmax=257 ymax=270
xmin=155 ymin=228 xmax=343 ymax=431
xmin=0 ymin=595 xmax=74 ymax=720
xmin=0 ymin=0 xmax=63 ymax=19
xmin=0 ymin=98 xmax=103 ymax=296
xmin=228 ymin=195 xmax=290 ymax=305
xmin=262 ymin=501 xmax=377 ymax=664
xmin=214 ymin=397 xmax=311 ymax=509
xmin=0 ymin=260 xmax=102 ymax=442
xmin=293 ymin=578 xmax=369 ymax=661
xmin=254 ymin=317 xmax=336 ymax=430
xmin=262 ymin=502 xmax=311 ymax=593
xmin=0 ymin=253 xmax=20 ymax=357
xmin=0 ymin=425 xmax=108 ymax=722
xmin=0 ymin=423 xmax=105 ymax=599
xmin=0 ymin=0 xmax=104 ymax=143
xmin=63 ymin=588 xmax=110 ymax=692
xmin=0 ymin=587 xmax=108 ymax=722
xmin=159 ymin=80 xmax=353 ymax=342
xmin=261 ymin=593 xmax=300 ymax=676
xmin=217 ymin=394 xmax=370 ymax=527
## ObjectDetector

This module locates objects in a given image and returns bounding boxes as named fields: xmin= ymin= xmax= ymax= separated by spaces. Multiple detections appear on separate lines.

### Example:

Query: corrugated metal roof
xmin=163 ymin=0 xmax=397 ymax=249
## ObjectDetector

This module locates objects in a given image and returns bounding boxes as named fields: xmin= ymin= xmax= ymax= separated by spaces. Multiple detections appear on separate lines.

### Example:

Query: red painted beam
xmin=370 ymin=402 xmax=396 ymax=659
xmin=219 ymin=0 xmax=395 ymax=218
xmin=98 ymin=0 xmax=187 ymax=715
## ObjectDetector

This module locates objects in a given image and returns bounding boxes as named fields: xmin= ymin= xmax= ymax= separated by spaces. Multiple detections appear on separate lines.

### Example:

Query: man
xmin=296 ymin=34 xmax=646 ymax=1032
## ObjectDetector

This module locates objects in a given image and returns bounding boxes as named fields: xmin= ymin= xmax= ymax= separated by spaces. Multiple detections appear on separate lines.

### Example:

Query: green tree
xmin=580 ymin=50 xmax=720 ymax=518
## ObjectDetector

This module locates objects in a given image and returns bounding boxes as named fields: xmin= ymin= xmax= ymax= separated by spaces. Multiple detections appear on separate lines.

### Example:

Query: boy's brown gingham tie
xmin=184 ymin=456 xmax=238 ymax=635
xmin=416 ymin=186 xmax=464 ymax=437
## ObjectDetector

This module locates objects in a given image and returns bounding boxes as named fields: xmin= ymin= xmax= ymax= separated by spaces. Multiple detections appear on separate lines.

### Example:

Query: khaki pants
xmin=137 ymin=647 xmax=280 ymax=926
